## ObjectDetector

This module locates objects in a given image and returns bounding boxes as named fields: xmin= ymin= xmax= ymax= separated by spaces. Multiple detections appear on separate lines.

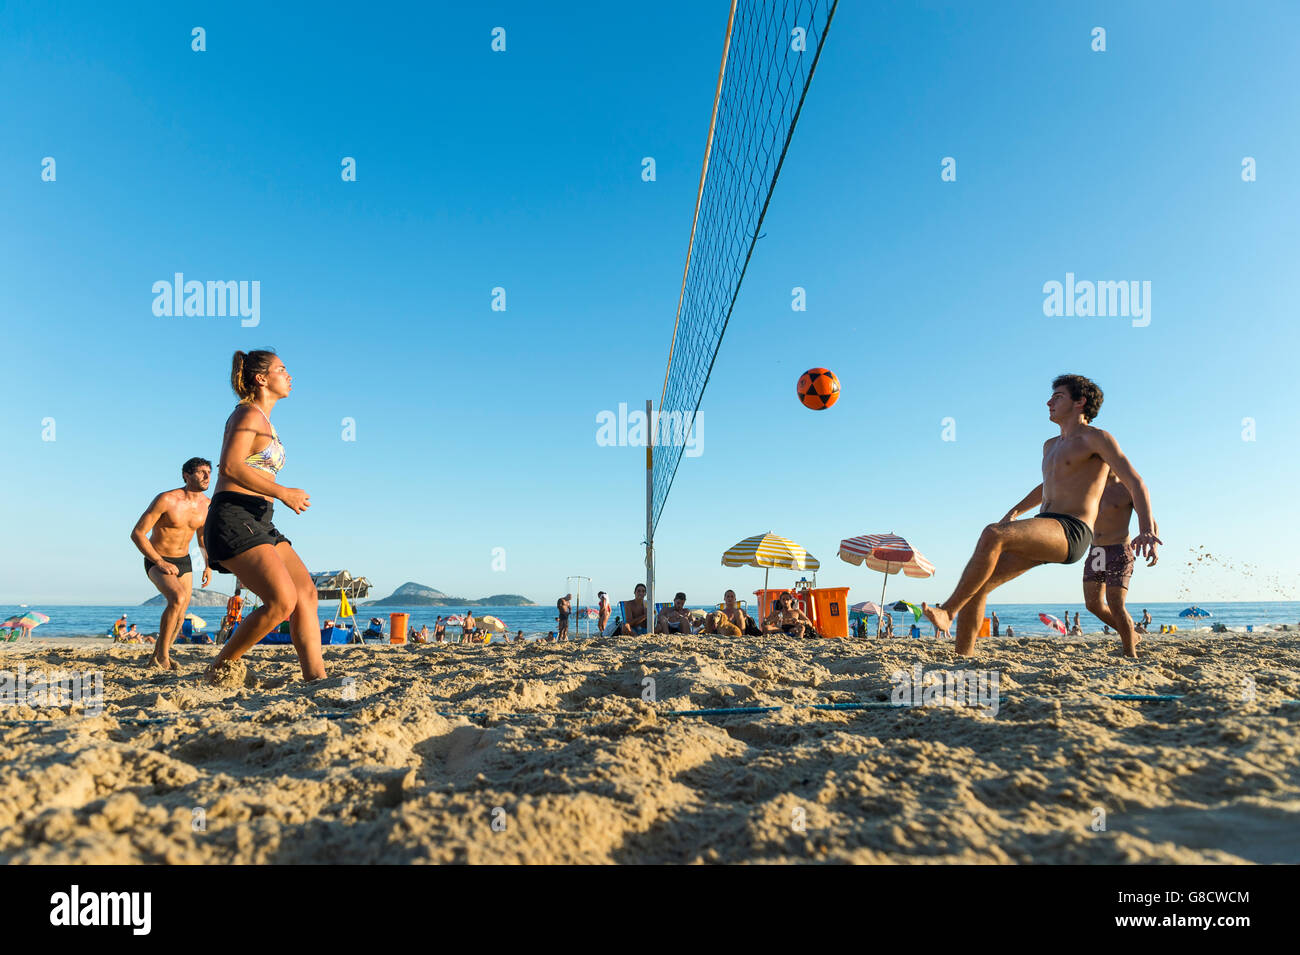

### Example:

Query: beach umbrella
xmin=722 ymin=532 xmax=820 ymax=601
xmin=1039 ymin=612 xmax=1066 ymax=634
xmin=477 ymin=615 xmax=507 ymax=632
xmin=850 ymin=600 xmax=884 ymax=617
xmin=889 ymin=599 xmax=923 ymax=622
xmin=839 ymin=533 xmax=935 ymax=609
xmin=1178 ymin=606 xmax=1212 ymax=618
xmin=184 ymin=612 xmax=207 ymax=629
xmin=445 ymin=615 xmax=464 ymax=626
xmin=3 ymin=611 xmax=49 ymax=639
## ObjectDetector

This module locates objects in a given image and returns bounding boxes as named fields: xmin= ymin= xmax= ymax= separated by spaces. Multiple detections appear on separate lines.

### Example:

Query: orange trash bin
xmin=809 ymin=588 xmax=850 ymax=638
xmin=389 ymin=612 xmax=409 ymax=644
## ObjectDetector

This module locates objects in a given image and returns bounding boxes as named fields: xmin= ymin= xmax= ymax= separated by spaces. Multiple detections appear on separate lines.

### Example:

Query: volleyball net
xmin=650 ymin=0 xmax=838 ymax=536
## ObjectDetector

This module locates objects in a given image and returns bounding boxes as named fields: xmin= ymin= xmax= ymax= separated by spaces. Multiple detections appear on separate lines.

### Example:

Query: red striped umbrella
xmin=838 ymin=533 xmax=936 ymax=612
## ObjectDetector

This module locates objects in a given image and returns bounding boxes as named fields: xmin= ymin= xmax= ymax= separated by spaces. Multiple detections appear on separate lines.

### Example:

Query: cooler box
xmin=261 ymin=621 xmax=292 ymax=645
xmin=390 ymin=612 xmax=409 ymax=644
xmin=322 ymin=624 xmax=354 ymax=645
xmin=809 ymin=587 xmax=850 ymax=638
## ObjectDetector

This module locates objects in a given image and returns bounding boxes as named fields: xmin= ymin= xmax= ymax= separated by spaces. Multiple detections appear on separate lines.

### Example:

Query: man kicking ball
xmin=130 ymin=457 xmax=212 ymax=669
xmin=922 ymin=375 xmax=1160 ymax=656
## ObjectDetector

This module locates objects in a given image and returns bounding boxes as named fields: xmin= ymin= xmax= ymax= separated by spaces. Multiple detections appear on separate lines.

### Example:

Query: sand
xmin=1 ymin=632 xmax=1297 ymax=864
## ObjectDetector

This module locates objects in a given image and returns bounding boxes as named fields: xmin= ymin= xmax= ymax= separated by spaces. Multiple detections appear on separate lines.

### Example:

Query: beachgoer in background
xmin=1137 ymin=609 xmax=1151 ymax=634
xmin=618 ymin=583 xmax=648 ymax=635
xmin=220 ymin=585 xmax=244 ymax=642
xmin=1077 ymin=469 xmax=1159 ymax=656
xmin=882 ymin=613 xmax=894 ymax=638
xmin=597 ymin=591 xmax=611 ymax=635
xmin=763 ymin=596 xmax=819 ymax=639
xmin=113 ymin=614 xmax=128 ymax=639
xmin=416 ymin=624 xmax=430 ymax=643
xmin=701 ymin=591 xmax=747 ymax=637
xmin=656 ymin=592 xmax=694 ymax=634
xmin=557 ymin=594 xmax=571 ymax=641
xmin=1005 ymin=626 xmax=1014 ymax=638
xmin=433 ymin=616 xmax=445 ymax=642
xmin=130 ymin=456 xmax=212 ymax=670
xmin=1069 ymin=615 xmax=1083 ymax=636
xmin=546 ymin=631 xmax=556 ymax=642
xmin=514 ymin=629 xmax=524 ymax=643
xmin=923 ymin=374 xmax=1160 ymax=656
xmin=463 ymin=611 xmax=475 ymax=643
xmin=991 ymin=610 xmax=1000 ymax=637
xmin=1102 ymin=624 xmax=1111 ymax=634
xmin=203 ymin=350 xmax=326 ymax=684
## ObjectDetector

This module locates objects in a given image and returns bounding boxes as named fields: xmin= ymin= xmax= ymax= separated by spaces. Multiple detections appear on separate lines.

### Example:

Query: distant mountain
xmin=142 ymin=589 xmax=230 ymax=607
xmin=364 ymin=582 xmax=534 ymax=607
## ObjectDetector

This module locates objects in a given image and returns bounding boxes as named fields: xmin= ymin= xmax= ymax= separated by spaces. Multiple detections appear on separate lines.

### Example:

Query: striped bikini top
xmin=243 ymin=403 xmax=285 ymax=476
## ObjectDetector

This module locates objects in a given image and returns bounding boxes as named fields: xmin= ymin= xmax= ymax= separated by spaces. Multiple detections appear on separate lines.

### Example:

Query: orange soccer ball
xmin=797 ymin=368 xmax=840 ymax=410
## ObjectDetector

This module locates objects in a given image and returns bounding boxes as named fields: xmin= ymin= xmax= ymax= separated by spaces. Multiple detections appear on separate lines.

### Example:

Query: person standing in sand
xmin=557 ymin=594 xmax=571 ymax=641
xmin=596 ymin=591 xmax=611 ymax=636
xmin=618 ymin=583 xmax=649 ymax=635
xmin=922 ymin=375 xmax=1160 ymax=657
xmin=990 ymin=610 xmax=1000 ymax=637
xmin=202 ymin=350 xmax=325 ymax=683
xmin=130 ymin=457 xmax=213 ymax=670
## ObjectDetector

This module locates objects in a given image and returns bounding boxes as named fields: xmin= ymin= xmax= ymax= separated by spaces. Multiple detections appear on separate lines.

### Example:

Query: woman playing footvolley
xmin=202 ymin=350 xmax=325 ymax=682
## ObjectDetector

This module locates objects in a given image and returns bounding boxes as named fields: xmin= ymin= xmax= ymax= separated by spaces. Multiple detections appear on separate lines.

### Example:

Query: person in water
xmin=202 ymin=350 xmax=325 ymax=683
xmin=129 ymin=457 xmax=212 ymax=670
xmin=923 ymin=375 xmax=1160 ymax=656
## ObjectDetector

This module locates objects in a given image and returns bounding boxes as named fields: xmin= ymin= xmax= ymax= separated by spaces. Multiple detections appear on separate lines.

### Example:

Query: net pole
xmin=645 ymin=398 xmax=654 ymax=636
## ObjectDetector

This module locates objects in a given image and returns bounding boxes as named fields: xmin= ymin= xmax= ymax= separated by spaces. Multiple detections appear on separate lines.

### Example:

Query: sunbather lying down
xmin=763 ymin=597 xmax=820 ymax=639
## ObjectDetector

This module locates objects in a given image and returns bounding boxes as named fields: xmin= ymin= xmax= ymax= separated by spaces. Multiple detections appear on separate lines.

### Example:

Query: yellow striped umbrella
xmin=722 ymin=532 xmax=820 ymax=599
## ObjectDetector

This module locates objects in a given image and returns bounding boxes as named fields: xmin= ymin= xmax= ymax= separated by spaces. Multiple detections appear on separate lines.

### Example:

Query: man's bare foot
xmin=203 ymin=659 xmax=247 ymax=688
xmin=147 ymin=654 xmax=178 ymax=671
xmin=921 ymin=602 xmax=952 ymax=634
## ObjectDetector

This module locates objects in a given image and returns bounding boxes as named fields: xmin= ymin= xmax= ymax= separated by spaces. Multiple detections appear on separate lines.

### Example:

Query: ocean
xmin=6 ymin=601 xmax=1300 ymax=640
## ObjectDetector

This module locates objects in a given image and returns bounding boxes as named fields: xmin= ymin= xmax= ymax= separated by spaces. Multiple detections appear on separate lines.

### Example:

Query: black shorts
xmin=145 ymin=553 xmax=192 ymax=578
xmin=1035 ymin=512 xmax=1094 ymax=564
xmin=205 ymin=491 xmax=291 ymax=573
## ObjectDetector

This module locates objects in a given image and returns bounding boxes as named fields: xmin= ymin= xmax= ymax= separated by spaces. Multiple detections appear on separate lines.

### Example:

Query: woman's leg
xmin=274 ymin=541 xmax=326 ymax=680
xmin=208 ymin=545 xmax=297 ymax=671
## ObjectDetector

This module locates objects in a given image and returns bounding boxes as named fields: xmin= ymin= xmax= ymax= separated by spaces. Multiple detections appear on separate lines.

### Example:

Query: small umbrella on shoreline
xmin=1178 ymin=606 xmax=1212 ymax=618
xmin=1039 ymin=612 xmax=1066 ymax=634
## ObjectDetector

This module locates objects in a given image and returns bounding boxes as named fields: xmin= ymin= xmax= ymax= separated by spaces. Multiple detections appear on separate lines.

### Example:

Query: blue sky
xmin=2 ymin=0 xmax=1297 ymax=608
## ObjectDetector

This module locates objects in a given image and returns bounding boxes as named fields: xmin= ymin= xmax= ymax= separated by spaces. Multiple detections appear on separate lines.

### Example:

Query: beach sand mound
xmin=1 ymin=632 xmax=1297 ymax=864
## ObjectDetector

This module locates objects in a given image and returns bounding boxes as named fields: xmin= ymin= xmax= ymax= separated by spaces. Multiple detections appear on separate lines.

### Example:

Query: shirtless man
xmin=129 ymin=457 xmax=212 ymax=669
xmin=1084 ymin=473 xmax=1158 ymax=655
xmin=618 ymin=583 xmax=649 ymax=635
xmin=701 ymin=590 xmax=750 ymax=636
xmin=655 ymin=592 xmax=694 ymax=634
xmin=556 ymin=594 xmax=571 ymax=641
xmin=763 ymin=596 xmax=819 ymax=639
xmin=922 ymin=375 xmax=1160 ymax=656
